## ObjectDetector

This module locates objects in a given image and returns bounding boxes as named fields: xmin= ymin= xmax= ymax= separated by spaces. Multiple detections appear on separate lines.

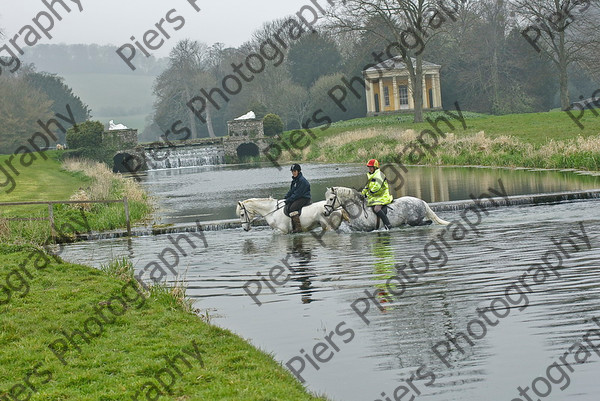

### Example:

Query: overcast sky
xmin=1 ymin=0 xmax=312 ymax=57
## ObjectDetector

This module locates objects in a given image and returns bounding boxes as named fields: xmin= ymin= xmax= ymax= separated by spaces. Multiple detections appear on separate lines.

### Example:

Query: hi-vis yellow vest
xmin=361 ymin=169 xmax=393 ymax=206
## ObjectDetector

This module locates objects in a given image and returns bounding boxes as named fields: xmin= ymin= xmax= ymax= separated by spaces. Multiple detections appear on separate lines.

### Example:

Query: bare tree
xmin=326 ymin=0 xmax=452 ymax=122
xmin=153 ymin=40 xmax=216 ymax=139
xmin=512 ymin=0 xmax=600 ymax=109
xmin=280 ymin=83 xmax=311 ymax=128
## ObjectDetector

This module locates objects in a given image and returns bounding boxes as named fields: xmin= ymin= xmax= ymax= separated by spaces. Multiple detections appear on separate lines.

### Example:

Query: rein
xmin=326 ymin=188 xmax=369 ymax=219
xmin=262 ymin=200 xmax=286 ymax=217
xmin=239 ymin=199 xmax=285 ymax=225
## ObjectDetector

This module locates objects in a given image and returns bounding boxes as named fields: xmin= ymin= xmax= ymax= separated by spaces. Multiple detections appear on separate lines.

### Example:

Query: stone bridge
xmin=113 ymin=119 xmax=269 ymax=173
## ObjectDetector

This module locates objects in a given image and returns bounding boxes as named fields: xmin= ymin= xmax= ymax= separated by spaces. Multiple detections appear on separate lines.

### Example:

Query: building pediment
xmin=362 ymin=56 xmax=443 ymax=115
xmin=364 ymin=56 xmax=441 ymax=77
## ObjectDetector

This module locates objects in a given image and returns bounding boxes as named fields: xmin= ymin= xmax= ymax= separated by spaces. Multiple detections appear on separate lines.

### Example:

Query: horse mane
xmin=236 ymin=198 xmax=278 ymax=216
xmin=243 ymin=197 xmax=275 ymax=203
xmin=333 ymin=186 xmax=361 ymax=198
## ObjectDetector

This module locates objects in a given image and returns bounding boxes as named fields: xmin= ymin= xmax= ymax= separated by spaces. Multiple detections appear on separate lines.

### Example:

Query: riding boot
xmin=375 ymin=209 xmax=392 ymax=230
xmin=290 ymin=212 xmax=302 ymax=233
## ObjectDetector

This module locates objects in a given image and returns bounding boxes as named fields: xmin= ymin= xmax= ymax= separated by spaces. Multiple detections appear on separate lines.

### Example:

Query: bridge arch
xmin=236 ymin=143 xmax=260 ymax=159
xmin=113 ymin=152 xmax=146 ymax=173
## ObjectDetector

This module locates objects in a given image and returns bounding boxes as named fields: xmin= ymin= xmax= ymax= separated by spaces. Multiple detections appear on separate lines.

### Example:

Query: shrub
xmin=66 ymin=120 xmax=103 ymax=149
xmin=65 ymin=121 xmax=120 ymax=166
xmin=263 ymin=113 xmax=284 ymax=137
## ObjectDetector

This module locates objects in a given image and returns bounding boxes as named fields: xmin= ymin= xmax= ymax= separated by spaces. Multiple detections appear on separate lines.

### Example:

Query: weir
xmin=428 ymin=188 xmax=600 ymax=212
xmin=71 ymin=189 xmax=600 ymax=241
xmin=146 ymin=145 xmax=225 ymax=170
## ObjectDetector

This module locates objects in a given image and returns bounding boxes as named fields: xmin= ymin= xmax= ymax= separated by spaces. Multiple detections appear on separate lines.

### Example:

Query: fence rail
xmin=0 ymin=197 xmax=131 ymax=241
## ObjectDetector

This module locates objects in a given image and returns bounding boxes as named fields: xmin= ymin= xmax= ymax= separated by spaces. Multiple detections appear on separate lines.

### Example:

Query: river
xmin=62 ymin=164 xmax=600 ymax=401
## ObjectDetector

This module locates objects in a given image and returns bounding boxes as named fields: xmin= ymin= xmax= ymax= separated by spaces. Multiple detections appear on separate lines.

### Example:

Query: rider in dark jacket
xmin=284 ymin=164 xmax=311 ymax=233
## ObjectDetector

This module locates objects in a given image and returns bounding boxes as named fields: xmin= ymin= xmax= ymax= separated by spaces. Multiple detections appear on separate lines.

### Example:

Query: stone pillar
xmin=379 ymin=79 xmax=385 ymax=111
xmin=431 ymin=74 xmax=438 ymax=108
xmin=393 ymin=76 xmax=400 ymax=111
xmin=365 ymin=78 xmax=373 ymax=113
xmin=435 ymin=73 xmax=443 ymax=108
xmin=422 ymin=75 xmax=428 ymax=108
xmin=407 ymin=75 xmax=415 ymax=110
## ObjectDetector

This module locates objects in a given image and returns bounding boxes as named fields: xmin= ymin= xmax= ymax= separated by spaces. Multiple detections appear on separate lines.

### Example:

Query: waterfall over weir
xmin=146 ymin=145 xmax=225 ymax=170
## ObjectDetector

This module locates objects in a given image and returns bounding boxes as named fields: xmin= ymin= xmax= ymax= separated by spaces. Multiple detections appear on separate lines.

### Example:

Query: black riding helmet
xmin=290 ymin=164 xmax=301 ymax=172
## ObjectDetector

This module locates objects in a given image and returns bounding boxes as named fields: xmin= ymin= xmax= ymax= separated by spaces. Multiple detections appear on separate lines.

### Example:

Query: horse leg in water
xmin=319 ymin=211 xmax=341 ymax=231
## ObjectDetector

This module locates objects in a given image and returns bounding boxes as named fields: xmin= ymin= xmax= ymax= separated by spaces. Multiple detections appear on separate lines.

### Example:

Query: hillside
xmin=61 ymin=73 xmax=156 ymax=130
xmin=273 ymin=110 xmax=600 ymax=171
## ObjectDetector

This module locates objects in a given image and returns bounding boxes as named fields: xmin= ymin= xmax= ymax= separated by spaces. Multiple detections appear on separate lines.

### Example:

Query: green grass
xmin=0 ymin=152 xmax=152 ymax=245
xmin=0 ymin=152 xmax=90 ymax=210
xmin=0 ymin=248 xmax=328 ymax=401
xmin=285 ymin=110 xmax=600 ymax=144
xmin=271 ymin=110 xmax=600 ymax=171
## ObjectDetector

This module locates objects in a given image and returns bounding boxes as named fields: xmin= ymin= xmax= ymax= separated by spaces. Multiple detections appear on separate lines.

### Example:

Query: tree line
xmin=149 ymin=0 xmax=599 ymax=140
xmin=2 ymin=0 xmax=599 ymax=148
xmin=0 ymin=65 xmax=91 ymax=154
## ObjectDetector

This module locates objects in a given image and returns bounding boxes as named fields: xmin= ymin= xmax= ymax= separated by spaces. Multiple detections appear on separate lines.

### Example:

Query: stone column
xmin=422 ymin=75 xmax=428 ymax=108
xmin=365 ymin=78 xmax=373 ymax=114
xmin=407 ymin=75 xmax=415 ymax=110
xmin=393 ymin=76 xmax=400 ymax=111
xmin=379 ymin=79 xmax=385 ymax=111
xmin=431 ymin=74 xmax=438 ymax=108
xmin=435 ymin=73 xmax=443 ymax=108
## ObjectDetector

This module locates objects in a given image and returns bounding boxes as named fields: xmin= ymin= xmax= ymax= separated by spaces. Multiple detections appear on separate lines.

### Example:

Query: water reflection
xmin=288 ymin=235 xmax=315 ymax=304
xmin=140 ymin=164 xmax=600 ymax=224
xmin=371 ymin=232 xmax=396 ymax=308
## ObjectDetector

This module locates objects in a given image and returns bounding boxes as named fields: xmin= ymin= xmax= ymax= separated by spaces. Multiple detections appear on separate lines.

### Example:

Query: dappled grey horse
xmin=323 ymin=187 xmax=449 ymax=231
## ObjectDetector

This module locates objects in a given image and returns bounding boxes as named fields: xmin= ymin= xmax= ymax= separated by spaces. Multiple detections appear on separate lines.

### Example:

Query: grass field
xmin=274 ymin=110 xmax=600 ymax=171
xmin=0 ymin=150 xmax=326 ymax=401
xmin=0 ymin=152 xmax=151 ymax=245
xmin=0 ymin=152 xmax=89 ymax=214
xmin=0 ymin=249 xmax=327 ymax=401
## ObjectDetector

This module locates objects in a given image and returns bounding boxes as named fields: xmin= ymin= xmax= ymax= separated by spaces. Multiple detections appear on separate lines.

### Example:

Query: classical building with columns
xmin=363 ymin=57 xmax=442 ymax=116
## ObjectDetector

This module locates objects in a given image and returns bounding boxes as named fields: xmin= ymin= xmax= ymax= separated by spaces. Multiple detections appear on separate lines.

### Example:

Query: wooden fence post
xmin=47 ymin=203 xmax=56 ymax=242
xmin=123 ymin=197 xmax=131 ymax=237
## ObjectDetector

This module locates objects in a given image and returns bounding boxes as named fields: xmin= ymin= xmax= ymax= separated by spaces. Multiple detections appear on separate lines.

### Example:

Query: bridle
xmin=238 ymin=201 xmax=253 ymax=226
xmin=324 ymin=189 xmax=339 ymax=216
xmin=325 ymin=188 xmax=370 ymax=219
xmin=238 ymin=200 xmax=286 ymax=228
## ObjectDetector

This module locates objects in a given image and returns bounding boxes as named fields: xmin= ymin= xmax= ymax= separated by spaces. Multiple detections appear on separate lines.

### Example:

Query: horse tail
xmin=424 ymin=203 xmax=450 ymax=225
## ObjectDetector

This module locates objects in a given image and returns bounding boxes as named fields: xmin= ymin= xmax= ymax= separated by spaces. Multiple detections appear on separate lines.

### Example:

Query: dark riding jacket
xmin=285 ymin=173 xmax=311 ymax=203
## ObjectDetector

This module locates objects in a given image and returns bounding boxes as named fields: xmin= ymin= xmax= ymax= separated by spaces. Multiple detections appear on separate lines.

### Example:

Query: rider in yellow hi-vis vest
xmin=361 ymin=159 xmax=393 ymax=229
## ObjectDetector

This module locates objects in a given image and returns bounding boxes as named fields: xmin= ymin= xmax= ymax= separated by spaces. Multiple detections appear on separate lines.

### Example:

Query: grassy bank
xmin=0 ymin=152 xmax=152 ymax=245
xmin=0 ymin=246 xmax=327 ymax=400
xmin=274 ymin=110 xmax=600 ymax=171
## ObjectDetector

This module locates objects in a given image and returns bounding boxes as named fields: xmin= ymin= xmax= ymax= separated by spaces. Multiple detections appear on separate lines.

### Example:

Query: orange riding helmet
xmin=366 ymin=159 xmax=379 ymax=168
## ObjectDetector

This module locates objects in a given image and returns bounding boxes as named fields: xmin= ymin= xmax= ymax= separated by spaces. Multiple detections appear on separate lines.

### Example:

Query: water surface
xmin=136 ymin=164 xmax=600 ymax=224
xmin=62 ymin=165 xmax=600 ymax=400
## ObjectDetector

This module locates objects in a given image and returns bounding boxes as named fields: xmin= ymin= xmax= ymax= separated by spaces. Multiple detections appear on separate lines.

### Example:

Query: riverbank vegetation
xmin=0 ymin=155 xmax=326 ymax=400
xmin=274 ymin=110 xmax=600 ymax=171
xmin=0 ymin=247 xmax=328 ymax=401
xmin=0 ymin=152 xmax=152 ymax=246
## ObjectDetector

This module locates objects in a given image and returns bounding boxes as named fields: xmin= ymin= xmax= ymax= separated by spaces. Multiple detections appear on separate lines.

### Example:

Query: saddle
xmin=290 ymin=200 xmax=311 ymax=217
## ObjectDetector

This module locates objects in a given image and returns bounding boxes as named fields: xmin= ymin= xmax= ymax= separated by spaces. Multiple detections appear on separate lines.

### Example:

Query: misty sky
xmin=1 ymin=0 xmax=313 ymax=57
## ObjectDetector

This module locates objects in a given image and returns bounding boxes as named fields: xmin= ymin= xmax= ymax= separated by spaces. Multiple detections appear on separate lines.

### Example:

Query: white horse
xmin=236 ymin=198 xmax=345 ymax=234
xmin=323 ymin=187 xmax=450 ymax=231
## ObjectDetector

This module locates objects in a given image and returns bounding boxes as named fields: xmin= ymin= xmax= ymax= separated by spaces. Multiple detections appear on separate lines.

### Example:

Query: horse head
xmin=324 ymin=186 xmax=367 ymax=220
xmin=324 ymin=187 xmax=340 ymax=216
xmin=236 ymin=201 xmax=254 ymax=231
